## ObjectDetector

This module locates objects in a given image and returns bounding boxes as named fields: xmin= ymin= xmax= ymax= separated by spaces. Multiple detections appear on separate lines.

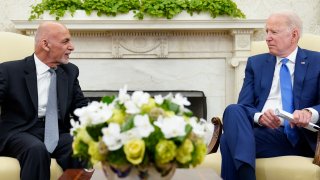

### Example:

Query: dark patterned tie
xmin=44 ymin=69 xmax=59 ymax=153
xmin=280 ymin=58 xmax=299 ymax=146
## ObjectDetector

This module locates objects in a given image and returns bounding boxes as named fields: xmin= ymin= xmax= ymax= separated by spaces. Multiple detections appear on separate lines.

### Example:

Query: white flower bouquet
xmin=71 ymin=86 xmax=213 ymax=178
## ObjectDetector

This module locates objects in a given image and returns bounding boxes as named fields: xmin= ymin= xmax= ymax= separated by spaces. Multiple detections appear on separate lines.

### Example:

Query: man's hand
xmin=292 ymin=109 xmax=312 ymax=128
xmin=258 ymin=109 xmax=281 ymax=128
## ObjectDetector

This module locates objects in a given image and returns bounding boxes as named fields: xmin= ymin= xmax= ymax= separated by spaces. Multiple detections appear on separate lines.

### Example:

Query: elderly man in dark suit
xmin=220 ymin=11 xmax=320 ymax=180
xmin=0 ymin=21 xmax=89 ymax=180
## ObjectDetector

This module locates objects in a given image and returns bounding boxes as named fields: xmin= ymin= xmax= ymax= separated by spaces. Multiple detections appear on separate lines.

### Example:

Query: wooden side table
xmin=58 ymin=169 xmax=94 ymax=180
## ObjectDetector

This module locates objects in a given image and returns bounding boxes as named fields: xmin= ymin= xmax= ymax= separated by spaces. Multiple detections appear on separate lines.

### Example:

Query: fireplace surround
xmin=12 ymin=12 xmax=265 ymax=119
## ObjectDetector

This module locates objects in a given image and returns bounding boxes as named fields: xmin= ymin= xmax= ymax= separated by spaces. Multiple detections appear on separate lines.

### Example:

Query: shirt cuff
xmin=305 ymin=108 xmax=319 ymax=124
xmin=254 ymin=112 xmax=263 ymax=125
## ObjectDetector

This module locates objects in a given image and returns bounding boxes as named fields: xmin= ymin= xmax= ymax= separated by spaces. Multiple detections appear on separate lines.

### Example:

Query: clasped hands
xmin=258 ymin=109 xmax=312 ymax=129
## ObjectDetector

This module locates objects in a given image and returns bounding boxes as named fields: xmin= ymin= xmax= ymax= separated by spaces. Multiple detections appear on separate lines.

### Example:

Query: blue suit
xmin=220 ymin=47 xmax=320 ymax=179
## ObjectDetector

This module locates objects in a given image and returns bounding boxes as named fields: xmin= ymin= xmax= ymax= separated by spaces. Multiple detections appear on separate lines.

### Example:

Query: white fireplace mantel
xmin=12 ymin=13 xmax=266 ymax=118
xmin=13 ymin=11 xmax=264 ymax=31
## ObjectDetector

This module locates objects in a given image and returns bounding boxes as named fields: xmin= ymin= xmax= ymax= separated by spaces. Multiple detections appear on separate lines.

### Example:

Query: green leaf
xmin=144 ymin=126 xmax=164 ymax=161
xmin=86 ymin=122 xmax=108 ymax=141
xmin=121 ymin=115 xmax=134 ymax=132
xmin=183 ymin=109 xmax=193 ymax=117
xmin=72 ymin=140 xmax=91 ymax=166
xmin=107 ymin=147 xmax=129 ymax=165
xmin=101 ymin=95 xmax=115 ymax=104
xmin=162 ymin=100 xmax=179 ymax=113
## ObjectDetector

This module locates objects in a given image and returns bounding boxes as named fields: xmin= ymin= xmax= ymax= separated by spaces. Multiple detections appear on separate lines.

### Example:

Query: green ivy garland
xmin=82 ymin=0 xmax=140 ymax=17
xmin=29 ymin=0 xmax=245 ymax=21
xmin=29 ymin=0 xmax=83 ymax=21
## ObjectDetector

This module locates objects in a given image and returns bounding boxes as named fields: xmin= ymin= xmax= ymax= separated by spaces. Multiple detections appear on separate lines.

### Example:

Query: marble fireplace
xmin=12 ymin=12 xmax=265 ymax=119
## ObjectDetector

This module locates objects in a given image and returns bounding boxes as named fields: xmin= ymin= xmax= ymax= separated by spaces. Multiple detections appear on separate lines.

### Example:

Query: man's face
xmin=47 ymin=28 xmax=74 ymax=65
xmin=265 ymin=16 xmax=297 ymax=57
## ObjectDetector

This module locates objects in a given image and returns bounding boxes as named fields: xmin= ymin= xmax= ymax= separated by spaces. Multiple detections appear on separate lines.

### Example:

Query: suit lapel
xmin=293 ymin=48 xmax=308 ymax=109
xmin=259 ymin=55 xmax=276 ymax=109
xmin=24 ymin=56 xmax=38 ymax=111
xmin=56 ymin=67 xmax=68 ymax=121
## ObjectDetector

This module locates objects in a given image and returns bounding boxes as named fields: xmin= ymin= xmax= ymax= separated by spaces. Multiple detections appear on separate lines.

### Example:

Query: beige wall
xmin=1 ymin=0 xmax=320 ymax=39
xmin=234 ymin=0 xmax=320 ymax=40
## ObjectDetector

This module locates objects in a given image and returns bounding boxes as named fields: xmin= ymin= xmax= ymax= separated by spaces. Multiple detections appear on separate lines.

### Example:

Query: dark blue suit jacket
xmin=0 ymin=55 xmax=89 ymax=153
xmin=238 ymin=47 xmax=320 ymax=151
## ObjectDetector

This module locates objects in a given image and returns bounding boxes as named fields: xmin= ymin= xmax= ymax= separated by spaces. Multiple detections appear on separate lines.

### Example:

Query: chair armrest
xmin=313 ymin=131 xmax=320 ymax=166
xmin=207 ymin=117 xmax=222 ymax=154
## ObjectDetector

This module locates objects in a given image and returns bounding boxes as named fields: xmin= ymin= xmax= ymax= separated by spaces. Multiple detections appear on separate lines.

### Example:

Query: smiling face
xmin=35 ymin=22 xmax=74 ymax=68
xmin=265 ymin=13 xmax=300 ymax=58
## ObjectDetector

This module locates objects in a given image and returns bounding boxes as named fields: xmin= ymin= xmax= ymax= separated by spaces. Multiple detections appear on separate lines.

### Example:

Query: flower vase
xmin=102 ymin=162 xmax=176 ymax=180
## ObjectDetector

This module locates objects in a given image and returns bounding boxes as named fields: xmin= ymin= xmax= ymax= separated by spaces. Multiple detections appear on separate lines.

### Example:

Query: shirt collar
xmin=276 ymin=47 xmax=298 ymax=64
xmin=34 ymin=54 xmax=50 ymax=75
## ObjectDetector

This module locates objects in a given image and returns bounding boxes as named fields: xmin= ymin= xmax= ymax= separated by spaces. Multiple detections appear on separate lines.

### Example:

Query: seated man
xmin=220 ymin=11 xmax=320 ymax=180
xmin=0 ymin=21 xmax=89 ymax=180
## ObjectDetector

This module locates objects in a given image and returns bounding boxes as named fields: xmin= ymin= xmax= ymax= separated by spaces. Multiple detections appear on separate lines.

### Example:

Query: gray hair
xmin=271 ymin=10 xmax=303 ymax=36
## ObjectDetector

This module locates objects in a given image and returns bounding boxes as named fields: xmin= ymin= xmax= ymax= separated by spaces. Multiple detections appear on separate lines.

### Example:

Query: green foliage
xmin=29 ymin=0 xmax=83 ymax=20
xmin=186 ymin=0 xmax=246 ymax=18
xmin=183 ymin=109 xmax=193 ymax=117
xmin=82 ymin=0 xmax=140 ymax=17
xmin=121 ymin=115 xmax=134 ymax=132
xmin=135 ymin=0 xmax=188 ymax=20
xmin=162 ymin=99 xmax=180 ymax=114
xmin=29 ymin=0 xmax=245 ymax=21
xmin=107 ymin=147 xmax=130 ymax=165
xmin=202 ymin=0 xmax=246 ymax=18
xmin=72 ymin=140 xmax=91 ymax=165
xmin=101 ymin=95 xmax=115 ymax=104
xmin=86 ymin=122 xmax=107 ymax=141
xmin=144 ymin=126 xmax=164 ymax=157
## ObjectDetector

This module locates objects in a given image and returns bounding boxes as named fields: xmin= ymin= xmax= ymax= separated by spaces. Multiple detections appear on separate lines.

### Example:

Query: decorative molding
xmin=112 ymin=32 xmax=167 ymax=58
xmin=72 ymin=31 xmax=110 ymax=37
xmin=236 ymin=35 xmax=250 ymax=49
xmin=14 ymin=18 xmax=266 ymax=31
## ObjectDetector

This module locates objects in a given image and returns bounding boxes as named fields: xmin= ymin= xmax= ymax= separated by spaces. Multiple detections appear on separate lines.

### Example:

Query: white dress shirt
xmin=254 ymin=47 xmax=319 ymax=124
xmin=34 ymin=54 xmax=51 ymax=117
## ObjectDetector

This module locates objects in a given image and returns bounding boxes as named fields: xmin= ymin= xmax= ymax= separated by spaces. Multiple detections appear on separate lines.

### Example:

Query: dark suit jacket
xmin=238 ymin=47 xmax=320 ymax=151
xmin=0 ymin=55 xmax=89 ymax=153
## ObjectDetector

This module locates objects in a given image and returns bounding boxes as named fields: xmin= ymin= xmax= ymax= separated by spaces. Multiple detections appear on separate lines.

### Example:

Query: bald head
xmin=34 ymin=21 xmax=74 ymax=68
xmin=35 ymin=21 xmax=69 ymax=45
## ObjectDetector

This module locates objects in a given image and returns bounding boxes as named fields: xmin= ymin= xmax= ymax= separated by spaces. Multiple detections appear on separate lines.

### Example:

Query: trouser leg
xmin=220 ymin=104 xmax=256 ymax=180
xmin=53 ymin=132 xmax=87 ymax=170
xmin=220 ymin=135 xmax=238 ymax=179
xmin=3 ymin=132 xmax=51 ymax=180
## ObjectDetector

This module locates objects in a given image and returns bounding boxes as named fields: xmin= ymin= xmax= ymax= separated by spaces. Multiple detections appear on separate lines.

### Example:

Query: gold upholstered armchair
xmin=250 ymin=33 xmax=320 ymax=167
xmin=0 ymin=32 xmax=64 ymax=180
xmin=204 ymin=34 xmax=320 ymax=180
xmin=0 ymin=32 xmax=35 ymax=61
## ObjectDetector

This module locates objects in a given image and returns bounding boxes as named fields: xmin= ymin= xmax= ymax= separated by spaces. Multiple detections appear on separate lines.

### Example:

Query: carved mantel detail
xmin=112 ymin=32 xmax=169 ymax=58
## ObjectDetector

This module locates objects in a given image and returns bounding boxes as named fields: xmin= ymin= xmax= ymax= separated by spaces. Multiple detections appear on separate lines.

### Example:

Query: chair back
xmin=250 ymin=33 xmax=320 ymax=55
xmin=0 ymin=32 xmax=34 ymax=62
